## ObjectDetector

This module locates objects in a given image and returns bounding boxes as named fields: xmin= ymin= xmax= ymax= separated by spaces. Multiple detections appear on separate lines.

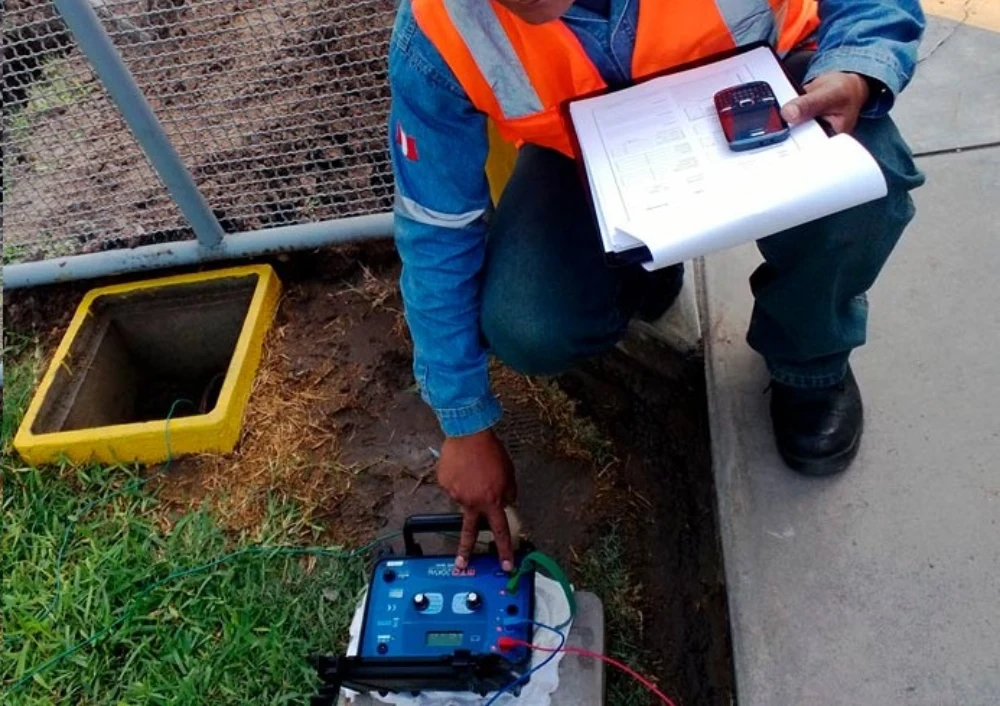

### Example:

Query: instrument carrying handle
xmin=403 ymin=514 xmax=490 ymax=556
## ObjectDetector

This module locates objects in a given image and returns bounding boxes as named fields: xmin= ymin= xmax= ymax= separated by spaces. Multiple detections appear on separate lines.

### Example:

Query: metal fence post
xmin=52 ymin=0 xmax=225 ymax=248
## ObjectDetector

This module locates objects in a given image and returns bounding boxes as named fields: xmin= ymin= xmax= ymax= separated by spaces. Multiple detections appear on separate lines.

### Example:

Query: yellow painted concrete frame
xmin=14 ymin=265 xmax=282 ymax=466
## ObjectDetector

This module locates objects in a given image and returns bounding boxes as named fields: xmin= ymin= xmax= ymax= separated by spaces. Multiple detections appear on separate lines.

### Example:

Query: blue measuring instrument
xmin=310 ymin=514 xmax=536 ymax=704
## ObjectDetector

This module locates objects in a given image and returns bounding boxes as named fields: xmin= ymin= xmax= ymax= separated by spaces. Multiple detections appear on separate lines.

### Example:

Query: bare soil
xmin=3 ymin=244 xmax=733 ymax=705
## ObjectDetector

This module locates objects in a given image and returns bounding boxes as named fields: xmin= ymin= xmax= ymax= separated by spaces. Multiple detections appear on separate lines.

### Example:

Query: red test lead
xmin=497 ymin=636 xmax=678 ymax=706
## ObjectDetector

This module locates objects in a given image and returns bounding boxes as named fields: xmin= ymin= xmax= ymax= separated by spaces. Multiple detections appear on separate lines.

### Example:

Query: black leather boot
xmin=637 ymin=262 xmax=685 ymax=322
xmin=769 ymin=366 xmax=863 ymax=476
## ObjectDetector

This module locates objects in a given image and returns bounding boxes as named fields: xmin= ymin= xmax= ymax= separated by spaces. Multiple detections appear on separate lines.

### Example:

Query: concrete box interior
xmin=31 ymin=275 xmax=257 ymax=435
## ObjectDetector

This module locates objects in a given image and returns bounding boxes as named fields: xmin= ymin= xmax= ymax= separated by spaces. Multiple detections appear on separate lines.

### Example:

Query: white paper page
xmin=619 ymin=133 xmax=887 ymax=269
xmin=576 ymin=142 xmax=635 ymax=251
xmin=569 ymin=46 xmax=886 ymax=263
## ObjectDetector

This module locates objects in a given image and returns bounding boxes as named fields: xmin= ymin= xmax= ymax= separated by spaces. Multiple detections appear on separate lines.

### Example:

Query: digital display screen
xmin=426 ymin=631 xmax=463 ymax=647
xmin=720 ymin=105 xmax=786 ymax=142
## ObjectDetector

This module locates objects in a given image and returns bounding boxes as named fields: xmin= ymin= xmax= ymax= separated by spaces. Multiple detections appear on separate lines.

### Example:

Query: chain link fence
xmin=2 ymin=0 xmax=397 ymax=264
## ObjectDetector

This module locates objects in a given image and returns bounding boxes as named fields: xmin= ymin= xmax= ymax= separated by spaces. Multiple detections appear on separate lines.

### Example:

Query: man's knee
xmin=837 ymin=116 xmax=925 ymax=252
xmin=759 ymin=116 xmax=923 ymax=265
xmin=852 ymin=116 xmax=925 ymax=198
xmin=480 ymin=295 xmax=580 ymax=376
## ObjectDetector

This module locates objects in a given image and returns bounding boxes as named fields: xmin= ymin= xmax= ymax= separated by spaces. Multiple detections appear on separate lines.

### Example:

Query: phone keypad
xmin=716 ymin=82 xmax=776 ymax=110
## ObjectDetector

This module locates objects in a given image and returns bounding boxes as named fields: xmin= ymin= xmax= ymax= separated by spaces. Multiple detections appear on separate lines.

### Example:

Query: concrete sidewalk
xmin=703 ymin=9 xmax=1000 ymax=706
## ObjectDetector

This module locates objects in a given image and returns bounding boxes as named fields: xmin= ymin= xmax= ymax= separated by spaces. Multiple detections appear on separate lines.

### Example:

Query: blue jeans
xmin=481 ymin=117 xmax=924 ymax=386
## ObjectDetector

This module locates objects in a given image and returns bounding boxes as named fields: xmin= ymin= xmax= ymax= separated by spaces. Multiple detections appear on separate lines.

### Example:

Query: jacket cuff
xmin=804 ymin=47 xmax=903 ymax=118
xmin=434 ymin=394 xmax=503 ymax=437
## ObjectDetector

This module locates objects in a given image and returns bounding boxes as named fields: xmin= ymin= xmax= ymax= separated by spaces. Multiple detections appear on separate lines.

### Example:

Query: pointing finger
xmin=456 ymin=510 xmax=479 ymax=570
xmin=487 ymin=506 xmax=515 ymax=573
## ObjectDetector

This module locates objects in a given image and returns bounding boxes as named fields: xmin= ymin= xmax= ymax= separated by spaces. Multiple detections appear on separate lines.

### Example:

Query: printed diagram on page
xmin=592 ymin=64 xmax=804 ymax=222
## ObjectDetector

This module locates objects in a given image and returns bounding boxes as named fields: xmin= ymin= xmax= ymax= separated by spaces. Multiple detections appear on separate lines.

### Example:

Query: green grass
xmin=2 ymin=334 xmax=43 ymax=447
xmin=577 ymin=528 xmax=659 ymax=706
xmin=3 ymin=57 xmax=96 ymax=249
xmin=2 ymin=244 xmax=27 ymax=266
xmin=7 ymin=60 xmax=93 ymax=137
xmin=1 ymin=348 xmax=373 ymax=705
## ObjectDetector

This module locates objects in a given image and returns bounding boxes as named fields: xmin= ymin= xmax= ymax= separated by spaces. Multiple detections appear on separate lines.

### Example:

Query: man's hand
xmin=437 ymin=429 xmax=517 ymax=572
xmin=781 ymin=72 xmax=870 ymax=135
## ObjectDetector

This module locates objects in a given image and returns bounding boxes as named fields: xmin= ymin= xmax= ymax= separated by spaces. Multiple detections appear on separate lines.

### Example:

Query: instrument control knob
xmin=413 ymin=593 xmax=430 ymax=611
xmin=465 ymin=591 xmax=483 ymax=611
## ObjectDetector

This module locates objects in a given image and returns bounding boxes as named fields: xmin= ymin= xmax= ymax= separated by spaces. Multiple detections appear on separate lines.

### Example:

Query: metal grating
xmin=3 ymin=0 xmax=186 ymax=261
xmin=2 ymin=0 xmax=397 ymax=263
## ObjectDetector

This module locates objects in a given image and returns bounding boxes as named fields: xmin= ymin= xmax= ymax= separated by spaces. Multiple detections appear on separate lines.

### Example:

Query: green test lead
xmin=507 ymin=550 xmax=577 ymax=630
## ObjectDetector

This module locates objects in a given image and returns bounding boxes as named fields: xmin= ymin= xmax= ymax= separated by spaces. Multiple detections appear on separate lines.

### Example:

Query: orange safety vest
xmin=413 ymin=0 xmax=820 ymax=157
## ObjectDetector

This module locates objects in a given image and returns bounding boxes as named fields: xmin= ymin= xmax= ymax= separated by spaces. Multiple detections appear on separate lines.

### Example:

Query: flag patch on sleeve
xmin=395 ymin=122 xmax=419 ymax=160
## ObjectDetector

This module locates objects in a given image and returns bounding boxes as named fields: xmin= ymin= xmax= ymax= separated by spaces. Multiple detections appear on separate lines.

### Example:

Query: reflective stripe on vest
xmin=413 ymin=0 xmax=819 ymax=156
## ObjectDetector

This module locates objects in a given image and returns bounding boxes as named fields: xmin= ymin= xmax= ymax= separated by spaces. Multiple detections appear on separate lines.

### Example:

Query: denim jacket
xmin=388 ymin=0 xmax=924 ymax=437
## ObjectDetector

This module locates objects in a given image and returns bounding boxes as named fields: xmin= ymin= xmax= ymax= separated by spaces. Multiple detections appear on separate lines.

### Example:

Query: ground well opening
xmin=31 ymin=275 xmax=258 ymax=434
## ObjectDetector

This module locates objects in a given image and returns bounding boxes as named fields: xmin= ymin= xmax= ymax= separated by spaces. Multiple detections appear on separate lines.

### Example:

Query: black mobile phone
xmin=713 ymin=81 xmax=790 ymax=152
